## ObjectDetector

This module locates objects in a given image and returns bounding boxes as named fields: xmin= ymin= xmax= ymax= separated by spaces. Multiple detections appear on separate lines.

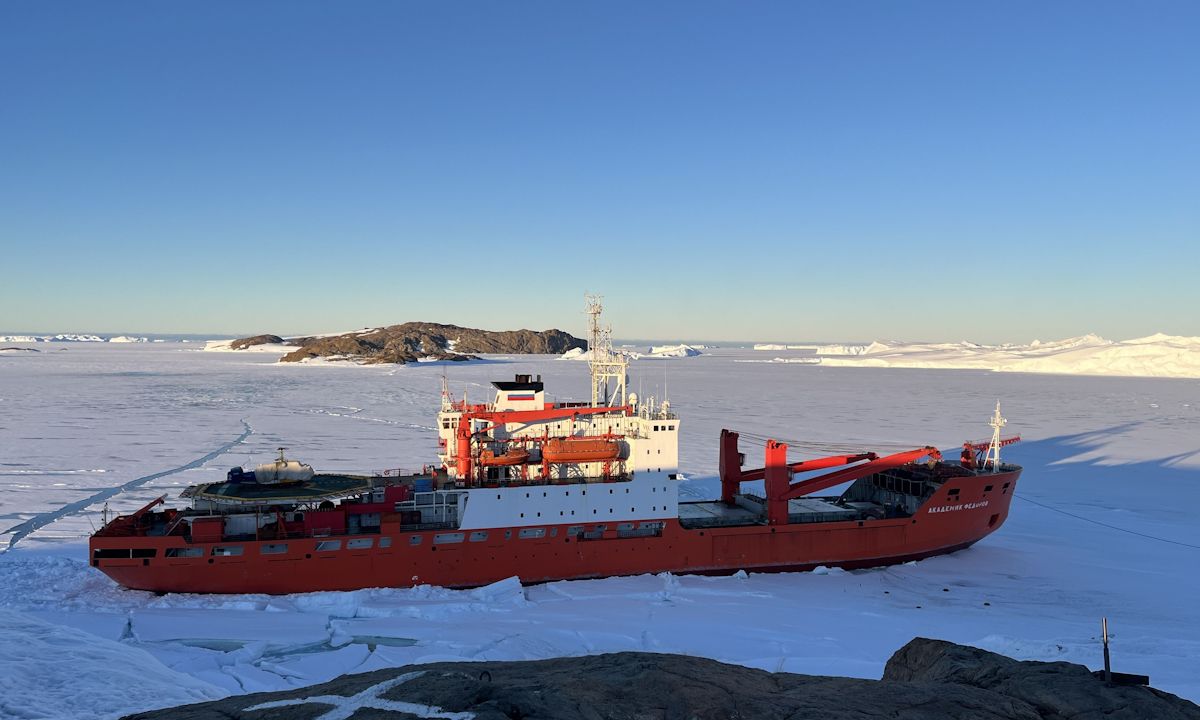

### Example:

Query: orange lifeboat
xmin=478 ymin=447 xmax=531 ymax=467
xmin=542 ymin=437 xmax=621 ymax=464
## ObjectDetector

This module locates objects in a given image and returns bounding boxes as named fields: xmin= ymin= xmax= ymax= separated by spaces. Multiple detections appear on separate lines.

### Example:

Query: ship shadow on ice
xmin=1002 ymin=424 xmax=1200 ymax=546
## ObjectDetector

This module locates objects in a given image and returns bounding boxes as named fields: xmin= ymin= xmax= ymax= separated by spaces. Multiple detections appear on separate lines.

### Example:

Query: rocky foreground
xmin=232 ymin=323 xmax=586 ymax=364
xmin=124 ymin=638 xmax=1198 ymax=719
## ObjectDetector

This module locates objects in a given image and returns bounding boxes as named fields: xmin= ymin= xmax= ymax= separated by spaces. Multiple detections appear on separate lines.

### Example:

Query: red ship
xmin=90 ymin=300 xmax=1022 ymax=595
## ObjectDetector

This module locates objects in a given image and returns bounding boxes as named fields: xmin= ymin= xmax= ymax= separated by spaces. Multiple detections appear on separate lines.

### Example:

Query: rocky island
xmin=228 ymin=323 xmax=586 ymax=364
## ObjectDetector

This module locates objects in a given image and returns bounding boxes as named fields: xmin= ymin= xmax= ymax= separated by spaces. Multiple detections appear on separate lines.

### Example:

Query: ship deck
xmin=180 ymin=473 xmax=431 ymax=506
xmin=678 ymin=496 xmax=873 ymax=529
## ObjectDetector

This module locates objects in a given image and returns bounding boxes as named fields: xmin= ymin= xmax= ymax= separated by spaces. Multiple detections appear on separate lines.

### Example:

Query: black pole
xmin=1102 ymin=617 xmax=1112 ymax=685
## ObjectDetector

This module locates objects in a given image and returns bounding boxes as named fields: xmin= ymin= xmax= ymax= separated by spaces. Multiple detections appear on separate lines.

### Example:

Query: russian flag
xmin=508 ymin=393 xmax=536 ymax=401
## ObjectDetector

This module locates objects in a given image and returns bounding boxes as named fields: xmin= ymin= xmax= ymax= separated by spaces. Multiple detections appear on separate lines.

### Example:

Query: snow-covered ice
xmin=760 ymin=333 xmax=1200 ymax=379
xmin=203 ymin=339 xmax=295 ymax=353
xmin=1 ymin=343 xmax=1199 ymax=718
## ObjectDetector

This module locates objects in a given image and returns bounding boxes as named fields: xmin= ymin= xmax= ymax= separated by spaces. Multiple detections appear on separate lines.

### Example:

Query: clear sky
xmin=2 ymin=2 xmax=1197 ymax=343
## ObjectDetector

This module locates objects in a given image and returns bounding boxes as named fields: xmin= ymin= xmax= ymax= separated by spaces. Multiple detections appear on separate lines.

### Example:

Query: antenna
xmin=985 ymin=401 xmax=1006 ymax=472
xmin=585 ymin=294 xmax=627 ymax=407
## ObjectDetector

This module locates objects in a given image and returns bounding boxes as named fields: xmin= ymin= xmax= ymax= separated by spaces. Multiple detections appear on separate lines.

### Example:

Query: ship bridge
xmin=492 ymin=374 xmax=546 ymax=411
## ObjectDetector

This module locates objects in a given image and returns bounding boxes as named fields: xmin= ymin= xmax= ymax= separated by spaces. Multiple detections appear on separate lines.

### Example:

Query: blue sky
xmin=2 ymin=2 xmax=1197 ymax=342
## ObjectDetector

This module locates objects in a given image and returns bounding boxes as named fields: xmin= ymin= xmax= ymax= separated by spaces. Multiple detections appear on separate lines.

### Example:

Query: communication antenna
xmin=985 ymin=400 xmax=1006 ymax=472
xmin=585 ymin=294 xmax=627 ymax=407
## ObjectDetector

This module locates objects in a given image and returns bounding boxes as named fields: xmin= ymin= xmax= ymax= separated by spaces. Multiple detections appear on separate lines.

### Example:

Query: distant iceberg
xmin=645 ymin=344 xmax=702 ymax=358
xmin=561 ymin=344 xmax=702 ymax=361
xmin=815 ymin=333 xmax=1200 ymax=379
xmin=0 ymin=334 xmax=106 ymax=343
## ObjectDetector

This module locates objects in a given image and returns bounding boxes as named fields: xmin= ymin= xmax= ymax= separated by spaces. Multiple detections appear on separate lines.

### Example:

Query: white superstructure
xmin=430 ymin=297 xmax=680 ymax=531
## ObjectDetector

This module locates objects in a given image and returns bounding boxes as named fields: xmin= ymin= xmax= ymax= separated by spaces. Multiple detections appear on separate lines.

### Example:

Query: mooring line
xmin=1015 ymin=493 xmax=1200 ymax=550
xmin=1 ymin=419 xmax=253 ymax=552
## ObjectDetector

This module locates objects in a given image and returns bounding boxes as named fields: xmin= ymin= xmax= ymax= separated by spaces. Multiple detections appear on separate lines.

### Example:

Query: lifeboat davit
xmin=542 ymin=437 xmax=621 ymax=464
xmin=478 ymin=447 xmax=531 ymax=467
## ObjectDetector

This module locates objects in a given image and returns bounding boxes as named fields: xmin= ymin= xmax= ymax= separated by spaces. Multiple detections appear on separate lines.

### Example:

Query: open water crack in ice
xmin=1 ymin=419 xmax=253 ymax=551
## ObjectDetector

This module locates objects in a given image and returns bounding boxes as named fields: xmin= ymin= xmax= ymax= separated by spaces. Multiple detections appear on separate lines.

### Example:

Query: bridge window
xmin=164 ymin=548 xmax=202 ymax=558
xmin=260 ymin=543 xmax=288 ymax=555
xmin=314 ymin=541 xmax=340 ymax=552
xmin=347 ymin=538 xmax=373 ymax=550
xmin=379 ymin=537 xmax=392 ymax=548
xmin=434 ymin=533 xmax=465 ymax=544
xmin=212 ymin=546 xmax=244 ymax=556
xmin=469 ymin=531 xmax=488 ymax=542
xmin=410 ymin=535 xmax=423 ymax=545
xmin=519 ymin=528 xmax=546 ymax=539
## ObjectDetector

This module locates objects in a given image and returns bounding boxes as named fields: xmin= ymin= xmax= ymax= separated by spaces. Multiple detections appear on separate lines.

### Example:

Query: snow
xmin=735 ymin=357 xmax=821 ymax=365
xmin=1 ymin=343 xmax=1199 ymax=718
xmin=203 ymin=339 xmax=294 ymax=353
xmin=562 ymin=345 xmax=701 ymax=361
xmin=0 ymin=334 xmax=106 ymax=342
xmin=0 ymin=609 xmax=225 ymax=719
xmin=645 ymin=344 xmax=702 ymax=358
xmin=803 ymin=344 xmax=870 ymax=355
xmin=752 ymin=333 xmax=1200 ymax=379
xmin=243 ymin=670 xmax=475 ymax=720
xmin=1 ymin=334 xmax=151 ymax=343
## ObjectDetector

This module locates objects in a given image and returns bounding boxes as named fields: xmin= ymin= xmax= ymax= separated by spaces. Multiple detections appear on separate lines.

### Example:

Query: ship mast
xmin=585 ymin=294 xmax=627 ymax=407
xmin=984 ymin=400 xmax=1006 ymax=472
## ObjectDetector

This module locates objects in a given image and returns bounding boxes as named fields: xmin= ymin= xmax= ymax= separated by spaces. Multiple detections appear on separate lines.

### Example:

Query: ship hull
xmin=90 ymin=468 xmax=1020 ymax=595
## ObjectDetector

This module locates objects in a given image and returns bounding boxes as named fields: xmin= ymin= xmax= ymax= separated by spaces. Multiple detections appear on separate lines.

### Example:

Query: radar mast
xmin=985 ymin=400 xmax=1007 ymax=472
xmin=585 ymin=294 xmax=627 ymax=407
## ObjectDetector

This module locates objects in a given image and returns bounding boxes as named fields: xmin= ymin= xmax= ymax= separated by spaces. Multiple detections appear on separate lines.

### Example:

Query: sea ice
xmin=1 ymin=343 xmax=1198 ymax=719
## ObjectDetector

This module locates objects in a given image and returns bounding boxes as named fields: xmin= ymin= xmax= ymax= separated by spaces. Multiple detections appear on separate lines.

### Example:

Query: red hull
xmin=91 ymin=468 xmax=1019 ymax=594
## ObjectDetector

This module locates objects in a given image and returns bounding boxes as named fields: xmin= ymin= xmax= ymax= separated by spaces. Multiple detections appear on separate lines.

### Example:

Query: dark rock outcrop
xmin=271 ymin=323 xmax=585 ymax=364
xmin=230 ymin=334 xmax=284 ymax=350
xmin=885 ymin=637 xmax=1197 ymax=719
xmin=123 ymin=639 xmax=1198 ymax=720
